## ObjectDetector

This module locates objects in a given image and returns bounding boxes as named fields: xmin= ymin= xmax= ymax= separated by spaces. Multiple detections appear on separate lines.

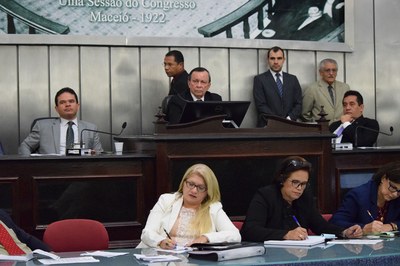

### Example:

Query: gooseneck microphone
xmin=355 ymin=125 xmax=393 ymax=147
xmin=80 ymin=122 xmax=127 ymax=148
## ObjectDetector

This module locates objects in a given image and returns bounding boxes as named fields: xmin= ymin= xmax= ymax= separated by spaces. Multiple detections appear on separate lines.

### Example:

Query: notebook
xmin=264 ymin=235 xmax=326 ymax=247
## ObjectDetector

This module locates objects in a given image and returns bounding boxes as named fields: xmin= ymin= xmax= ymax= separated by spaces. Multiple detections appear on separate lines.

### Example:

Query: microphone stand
xmin=65 ymin=122 xmax=127 ymax=156
xmin=80 ymin=122 xmax=127 ymax=149
xmin=355 ymin=125 xmax=393 ymax=148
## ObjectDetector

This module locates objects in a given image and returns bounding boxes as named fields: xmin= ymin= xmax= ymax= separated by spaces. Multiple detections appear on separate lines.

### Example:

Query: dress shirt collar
xmin=190 ymin=92 xmax=204 ymax=101
xmin=60 ymin=117 xmax=78 ymax=127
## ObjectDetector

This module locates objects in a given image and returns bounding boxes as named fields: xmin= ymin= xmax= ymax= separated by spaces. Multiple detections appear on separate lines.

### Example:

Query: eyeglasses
xmin=185 ymin=180 xmax=207 ymax=193
xmin=288 ymin=179 xmax=308 ymax=190
xmin=323 ymin=68 xmax=337 ymax=73
xmin=388 ymin=181 xmax=400 ymax=194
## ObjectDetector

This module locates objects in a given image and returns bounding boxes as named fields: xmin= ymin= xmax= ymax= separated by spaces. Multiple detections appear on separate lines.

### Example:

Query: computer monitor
xmin=178 ymin=101 xmax=251 ymax=127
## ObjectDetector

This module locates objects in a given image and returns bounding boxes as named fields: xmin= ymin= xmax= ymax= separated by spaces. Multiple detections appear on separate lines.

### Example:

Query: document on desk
xmin=264 ymin=236 xmax=326 ymax=247
xmin=81 ymin=250 xmax=129 ymax=257
xmin=38 ymin=256 xmax=99 ymax=264
xmin=0 ymin=249 xmax=60 ymax=261
xmin=133 ymin=254 xmax=181 ymax=263
xmin=154 ymin=246 xmax=193 ymax=254
xmin=327 ymin=239 xmax=383 ymax=245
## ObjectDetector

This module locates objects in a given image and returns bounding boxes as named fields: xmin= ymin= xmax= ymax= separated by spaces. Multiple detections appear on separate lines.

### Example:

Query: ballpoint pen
xmin=292 ymin=215 xmax=308 ymax=239
xmin=292 ymin=215 xmax=302 ymax=227
xmin=367 ymin=210 xmax=374 ymax=221
xmin=163 ymin=228 xmax=172 ymax=240
xmin=163 ymin=228 xmax=177 ymax=248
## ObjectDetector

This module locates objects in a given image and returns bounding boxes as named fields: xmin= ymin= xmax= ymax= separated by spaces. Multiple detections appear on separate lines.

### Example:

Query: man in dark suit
xmin=164 ymin=50 xmax=189 ymax=96
xmin=329 ymin=90 xmax=379 ymax=147
xmin=167 ymin=67 xmax=222 ymax=124
xmin=0 ymin=209 xmax=50 ymax=254
xmin=19 ymin=87 xmax=103 ymax=155
xmin=253 ymin=46 xmax=302 ymax=127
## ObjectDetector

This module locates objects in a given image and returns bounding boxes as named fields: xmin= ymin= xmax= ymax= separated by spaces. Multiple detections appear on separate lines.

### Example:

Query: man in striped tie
xmin=253 ymin=46 xmax=303 ymax=127
xmin=19 ymin=87 xmax=104 ymax=155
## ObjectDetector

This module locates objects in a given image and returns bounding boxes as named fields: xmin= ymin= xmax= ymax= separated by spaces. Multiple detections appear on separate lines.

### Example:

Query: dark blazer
xmin=253 ymin=70 xmax=302 ymax=127
xmin=329 ymin=115 xmax=379 ymax=147
xmin=241 ymin=184 xmax=344 ymax=242
xmin=0 ymin=209 xmax=50 ymax=251
xmin=168 ymin=70 xmax=189 ymax=95
xmin=166 ymin=90 xmax=222 ymax=124
xmin=330 ymin=180 xmax=400 ymax=229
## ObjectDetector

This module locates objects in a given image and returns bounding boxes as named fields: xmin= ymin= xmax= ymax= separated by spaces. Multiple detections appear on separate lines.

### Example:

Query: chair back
xmin=308 ymin=214 xmax=333 ymax=235
xmin=0 ymin=142 xmax=4 ymax=155
xmin=43 ymin=219 xmax=109 ymax=252
xmin=161 ymin=95 xmax=173 ymax=115
xmin=232 ymin=221 xmax=244 ymax=230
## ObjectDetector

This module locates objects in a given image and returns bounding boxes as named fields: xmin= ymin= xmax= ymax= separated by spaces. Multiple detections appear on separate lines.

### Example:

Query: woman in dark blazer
xmin=331 ymin=161 xmax=400 ymax=234
xmin=241 ymin=156 xmax=362 ymax=241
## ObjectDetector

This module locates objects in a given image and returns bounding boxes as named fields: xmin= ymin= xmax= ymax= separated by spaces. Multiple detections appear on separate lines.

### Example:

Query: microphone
xmin=80 ymin=122 xmax=127 ymax=149
xmin=355 ymin=125 xmax=393 ymax=147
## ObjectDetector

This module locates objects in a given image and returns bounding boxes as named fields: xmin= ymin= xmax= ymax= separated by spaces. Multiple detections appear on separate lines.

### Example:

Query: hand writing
xmin=284 ymin=227 xmax=309 ymax=240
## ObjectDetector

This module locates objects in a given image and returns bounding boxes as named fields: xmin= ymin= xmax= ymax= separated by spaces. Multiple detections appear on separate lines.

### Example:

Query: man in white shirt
xmin=19 ymin=87 xmax=103 ymax=155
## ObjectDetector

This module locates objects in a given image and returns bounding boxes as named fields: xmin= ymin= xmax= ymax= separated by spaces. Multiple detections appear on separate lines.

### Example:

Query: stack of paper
xmin=264 ymin=236 xmax=326 ymax=247
xmin=38 ymin=257 xmax=99 ymax=265
xmin=133 ymin=254 xmax=181 ymax=263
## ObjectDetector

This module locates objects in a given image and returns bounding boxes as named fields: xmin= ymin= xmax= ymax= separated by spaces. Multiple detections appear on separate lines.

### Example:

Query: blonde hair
xmin=177 ymin=163 xmax=221 ymax=235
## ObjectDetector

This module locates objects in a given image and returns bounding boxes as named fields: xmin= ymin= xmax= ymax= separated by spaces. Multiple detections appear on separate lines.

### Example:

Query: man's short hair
xmin=165 ymin=50 xmax=184 ymax=64
xmin=267 ymin=46 xmax=285 ymax=58
xmin=343 ymin=90 xmax=364 ymax=105
xmin=319 ymin=58 xmax=338 ymax=71
xmin=188 ymin=67 xmax=211 ymax=83
xmin=55 ymin=87 xmax=79 ymax=106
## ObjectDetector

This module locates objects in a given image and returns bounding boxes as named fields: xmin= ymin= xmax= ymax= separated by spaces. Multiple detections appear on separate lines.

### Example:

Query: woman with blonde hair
xmin=137 ymin=163 xmax=240 ymax=249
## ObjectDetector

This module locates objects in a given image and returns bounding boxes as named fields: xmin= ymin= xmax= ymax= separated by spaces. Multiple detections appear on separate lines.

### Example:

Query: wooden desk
xmin=118 ymin=115 xmax=335 ymax=217
xmin=0 ymin=154 xmax=155 ymax=248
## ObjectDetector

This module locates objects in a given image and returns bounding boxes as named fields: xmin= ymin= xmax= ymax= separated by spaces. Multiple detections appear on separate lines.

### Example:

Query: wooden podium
xmin=119 ymin=115 xmax=336 ymax=217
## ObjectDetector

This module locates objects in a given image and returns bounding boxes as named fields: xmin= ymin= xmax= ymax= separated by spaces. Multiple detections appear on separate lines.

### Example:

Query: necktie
xmin=335 ymin=125 xmax=345 ymax=137
xmin=66 ymin=121 xmax=74 ymax=149
xmin=0 ymin=223 xmax=26 ymax=255
xmin=196 ymin=99 xmax=202 ymax=102
xmin=328 ymin=85 xmax=335 ymax=105
xmin=276 ymin=73 xmax=283 ymax=98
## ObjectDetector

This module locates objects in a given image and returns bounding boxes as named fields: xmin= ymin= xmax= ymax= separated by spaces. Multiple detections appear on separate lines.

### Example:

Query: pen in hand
xmin=163 ymin=228 xmax=176 ymax=249
xmin=292 ymin=215 xmax=308 ymax=239
xmin=292 ymin=215 xmax=302 ymax=228
xmin=163 ymin=228 xmax=172 ymax=240
xmin=367 ymin=210 xmax=374 ymax=221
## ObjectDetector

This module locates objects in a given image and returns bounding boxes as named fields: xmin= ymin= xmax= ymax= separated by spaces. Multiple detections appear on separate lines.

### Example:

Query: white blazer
xmin=136 ymin=192 xmax=241 ymax=248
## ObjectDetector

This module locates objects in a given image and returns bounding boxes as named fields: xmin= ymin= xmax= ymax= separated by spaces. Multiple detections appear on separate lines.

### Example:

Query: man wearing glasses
xmin=302 ymin=58 xmax=350 ymax=124
xmin=166 ymin=67 xmax=222 ymax=124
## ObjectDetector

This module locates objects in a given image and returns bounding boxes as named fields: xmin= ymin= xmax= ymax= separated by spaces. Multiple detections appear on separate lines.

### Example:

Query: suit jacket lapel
xmin=52 ymin=119 xmax=61 ymax=154
xmin=168 ymin=196 xmax=183 ymax=231
xmin=319 ymin=80 xmax=334 ymax=107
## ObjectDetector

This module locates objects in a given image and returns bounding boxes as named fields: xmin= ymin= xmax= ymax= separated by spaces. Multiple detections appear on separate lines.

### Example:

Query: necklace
xmin=376 ymin=201 xmax=388 ymax=222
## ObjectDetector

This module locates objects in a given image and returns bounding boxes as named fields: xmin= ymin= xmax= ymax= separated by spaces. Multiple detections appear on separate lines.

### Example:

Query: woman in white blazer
xmin=137 ymin=163 xmax=241 ymax=249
